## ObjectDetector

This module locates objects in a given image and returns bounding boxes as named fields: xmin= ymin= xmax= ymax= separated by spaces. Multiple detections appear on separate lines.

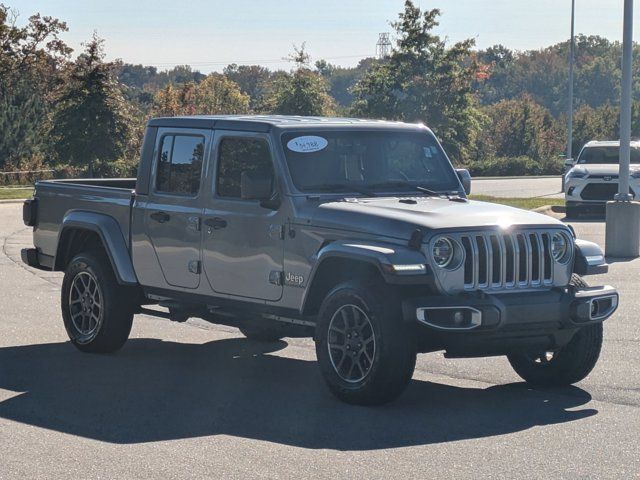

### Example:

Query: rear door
xmin=202 ymin=131 xmax=284 ymax=301
xmin=144 ymin=128 xmax=211 ymax=289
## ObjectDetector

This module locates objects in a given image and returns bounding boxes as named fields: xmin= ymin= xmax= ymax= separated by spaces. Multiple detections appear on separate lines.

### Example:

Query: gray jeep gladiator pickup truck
xmin=22 ymin=115 xmax=618 ymax=405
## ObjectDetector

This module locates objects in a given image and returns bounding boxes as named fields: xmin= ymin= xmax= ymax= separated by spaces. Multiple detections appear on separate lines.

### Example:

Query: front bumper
xmin=565 ymin=177 xmax=639 ymax=204
xmin=402 ymin=285 xmax=618 ymax=357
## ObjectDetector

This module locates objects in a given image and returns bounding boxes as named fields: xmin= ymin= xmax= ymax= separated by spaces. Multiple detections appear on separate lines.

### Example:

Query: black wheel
xmin=315 ymin=281 xmax=416 ymax=405
xmin=507 ymin=275 xmax=603 ymax=387
xmin=61 ymin=250 xmax=134 ymax=353
xmin=239 ymin=324 xmax=284 ymax=342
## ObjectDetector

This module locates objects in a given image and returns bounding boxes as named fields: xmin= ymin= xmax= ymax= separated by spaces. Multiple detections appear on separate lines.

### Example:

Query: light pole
xmin=564 ymin=0 xmax=576 ymax=194
xmin=605 ymin=0 xmax=639 ymax=257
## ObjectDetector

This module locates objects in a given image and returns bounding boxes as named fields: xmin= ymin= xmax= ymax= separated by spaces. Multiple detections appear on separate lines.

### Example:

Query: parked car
xmin=22 ymin=115 xmax=618 ymax=405
xmin=565 ymin=140 xmax=640 ymax=216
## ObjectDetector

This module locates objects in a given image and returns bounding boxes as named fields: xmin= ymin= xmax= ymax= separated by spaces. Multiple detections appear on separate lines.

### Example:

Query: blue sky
xmin=9 ymin=0 xmax=636 ymax=72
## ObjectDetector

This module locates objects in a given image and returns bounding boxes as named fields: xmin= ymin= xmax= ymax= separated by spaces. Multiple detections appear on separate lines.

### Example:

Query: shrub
xmin=466 ymin=155 xmax=563 ymax=177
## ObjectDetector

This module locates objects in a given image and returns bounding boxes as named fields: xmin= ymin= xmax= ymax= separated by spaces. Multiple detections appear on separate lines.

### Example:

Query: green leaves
xmin=263 ymin=45 xmax=335 ymax=117
xmin=351 ymin=1 xmax=479 ymax=164
xmin=50 ymin=34 xmax=135 ymax=176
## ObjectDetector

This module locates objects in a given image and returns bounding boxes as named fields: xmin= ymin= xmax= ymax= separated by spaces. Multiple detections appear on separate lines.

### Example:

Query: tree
xmin=223 ymin=64 xmax=271 ymax=110
xmin=195 ymin=74 xmax=250 ymax=114
xmin=50 ymin=34 xmax=134 ymax=176
xmin=0 ymin=4 xmax=71 ymax=169
xmin=481 ymin=96 xmax=564 ymax=161
xmin=315 ymin=57 xmax=375 ymax=109
xmin=351 ymin=1 xmax=481 ymax=162
xmin=264 ymin=45 xmax=335 ymax=116
xmin=152 ymin=73 xmax=249 ymax=116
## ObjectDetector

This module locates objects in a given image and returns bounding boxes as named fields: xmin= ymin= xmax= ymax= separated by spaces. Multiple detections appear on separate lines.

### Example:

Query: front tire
xmin=507 ymin=274 xmax=603 ymax=386
xmin=61 ymin=251 xmax=134 ymax=353
xmin=315 ymin=281 xmax=416 ymax=405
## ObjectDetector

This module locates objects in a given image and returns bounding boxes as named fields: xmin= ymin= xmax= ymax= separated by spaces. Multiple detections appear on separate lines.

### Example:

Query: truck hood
xmin=311 ymin=196 xmax=564 ymax=239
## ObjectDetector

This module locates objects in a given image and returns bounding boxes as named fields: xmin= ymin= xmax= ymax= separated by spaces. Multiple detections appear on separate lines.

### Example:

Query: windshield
xmin=577 ymin=146 xmax=640 ymax=164
xmin=281 ymin=130 xmax=461 ymax=194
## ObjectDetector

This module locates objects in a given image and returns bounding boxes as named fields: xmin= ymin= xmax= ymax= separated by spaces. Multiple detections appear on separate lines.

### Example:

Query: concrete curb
xmin=0 ymin=199 xmax=26 ymax=204
xmin=533 ymin=204 xmax=566 ymax=217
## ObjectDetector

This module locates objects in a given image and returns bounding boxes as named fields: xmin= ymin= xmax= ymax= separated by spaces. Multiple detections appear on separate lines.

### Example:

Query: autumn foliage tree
xmin=152 ymin=73 xmax=249 ymax=116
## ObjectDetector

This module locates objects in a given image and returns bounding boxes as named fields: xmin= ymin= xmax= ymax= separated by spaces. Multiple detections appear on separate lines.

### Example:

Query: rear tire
xmin=507 ymin=274 xmax=603 ymax=386
xmin=315 ymin=281 xmax=416 ymax=405
xmin=61 ymin=250 xmax=134 ymax=353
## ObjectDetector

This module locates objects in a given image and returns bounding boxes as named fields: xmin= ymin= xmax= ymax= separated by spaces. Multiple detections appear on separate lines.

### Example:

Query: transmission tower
xmin=376 ymin=33 xmax=392 ymax=59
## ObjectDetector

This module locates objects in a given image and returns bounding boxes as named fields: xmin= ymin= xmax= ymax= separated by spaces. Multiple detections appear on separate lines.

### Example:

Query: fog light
xmin=453 ymin=310 xmax=465 ymax=325
xmin=567 ymin=187 xmax=575 ymax=196
xmin=591 ymin=301 xmax=599 ymax=317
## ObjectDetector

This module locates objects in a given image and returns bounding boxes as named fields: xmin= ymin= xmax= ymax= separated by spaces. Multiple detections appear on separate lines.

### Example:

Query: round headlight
xmin=433 ymin=237 xmax=455 ymax=268
xmin=551 ymin=232 xmax=569 ymax=262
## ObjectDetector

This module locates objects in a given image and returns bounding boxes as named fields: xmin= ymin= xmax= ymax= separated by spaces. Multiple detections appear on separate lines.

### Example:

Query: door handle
xmin=150 ymin=211 xmax=171 ymax=223
xmin=204 ymin=217 xmax=228 ymax=229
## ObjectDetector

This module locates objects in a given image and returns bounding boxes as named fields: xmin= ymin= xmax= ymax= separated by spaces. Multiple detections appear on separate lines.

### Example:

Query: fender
xmin=309 ymin=239 xmax=432 ymax=285
xmin=300 ymin=239 xmax=434 ymax=314
xmin=56 ymin=211 xmax=138 ymax=286
xmin=573 ymin=239 xmax=608 ymax=276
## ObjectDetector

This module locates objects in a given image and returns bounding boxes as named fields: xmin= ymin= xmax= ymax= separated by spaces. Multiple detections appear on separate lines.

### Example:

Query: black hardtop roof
xmin=147 ymin=115 xmax=429 ymax=133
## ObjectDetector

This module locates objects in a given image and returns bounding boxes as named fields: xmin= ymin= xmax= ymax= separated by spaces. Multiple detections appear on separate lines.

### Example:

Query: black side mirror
xmin=564 ymin=158 xmax=575 ymax=168
xmin=456 ymin=168 xmax=471 ymax=195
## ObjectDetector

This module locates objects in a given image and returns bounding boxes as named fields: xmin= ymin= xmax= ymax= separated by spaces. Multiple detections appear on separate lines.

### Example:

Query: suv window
xmin=578 ymin=145 xmax=640 ymax=164
xmin=156 ymin=135 xmax=205 ymax=195
xmin=216 ymin=137 xmax=274 ymax=198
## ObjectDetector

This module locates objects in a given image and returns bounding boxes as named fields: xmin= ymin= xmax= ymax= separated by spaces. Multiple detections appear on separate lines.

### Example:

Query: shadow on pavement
xmin=0 ymin=338 xmax=597 ymax=449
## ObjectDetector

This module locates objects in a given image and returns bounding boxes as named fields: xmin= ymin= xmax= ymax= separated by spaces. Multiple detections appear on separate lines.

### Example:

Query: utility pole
xmin=563 ymin=0 xmax=576 ymax=193
xmin=376 ymin=33 xmax=392 ymax=59
xmin=605 ymin=0 xmax=639 ymax=257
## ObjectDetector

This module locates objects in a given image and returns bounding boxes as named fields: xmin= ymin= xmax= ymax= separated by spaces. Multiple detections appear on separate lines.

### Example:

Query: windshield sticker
xmin=423 ymin=147 xmax=434 ymax=158
xmin=287 ymin=136 xmax=328 ymax=153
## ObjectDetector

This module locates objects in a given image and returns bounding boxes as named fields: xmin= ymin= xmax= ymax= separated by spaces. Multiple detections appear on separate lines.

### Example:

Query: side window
xmin=156 ymin=135 xmax=204 ymax=195
xmin=216 ymin=137 xmax=274 ymax=198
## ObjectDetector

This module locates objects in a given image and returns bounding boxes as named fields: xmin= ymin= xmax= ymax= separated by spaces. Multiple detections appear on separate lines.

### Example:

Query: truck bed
xmin=32 ymin=179 xmax=136 ymax=263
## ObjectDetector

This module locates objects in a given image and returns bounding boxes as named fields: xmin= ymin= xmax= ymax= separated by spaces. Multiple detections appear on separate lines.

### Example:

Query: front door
xmin=202 ymin=132 xmax=284 ymax=301
xmin=144 ymin=128 xmax=210 ymax=289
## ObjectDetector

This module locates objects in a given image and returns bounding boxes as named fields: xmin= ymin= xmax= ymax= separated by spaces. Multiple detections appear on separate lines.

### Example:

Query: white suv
xmin=565 ymin=140 xmax=640 ymax=216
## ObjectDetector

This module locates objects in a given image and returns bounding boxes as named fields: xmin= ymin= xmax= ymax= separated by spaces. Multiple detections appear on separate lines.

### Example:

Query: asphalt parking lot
xmin=0 ymin=202 xmax=639 ymax=479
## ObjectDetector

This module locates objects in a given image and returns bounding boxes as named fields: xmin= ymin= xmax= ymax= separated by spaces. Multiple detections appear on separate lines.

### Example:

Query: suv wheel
xmin=507 ymin=274 xmax=603 ymax=386
xmin=315 ymin=281 xmax=416 ymax=405
xmin=61 ymin=251 xmax=134 ymax=353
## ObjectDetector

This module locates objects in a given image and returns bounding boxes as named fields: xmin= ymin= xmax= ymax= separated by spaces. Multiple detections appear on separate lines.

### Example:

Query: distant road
xmin=472 ymin=176 xmax=564 ymax=199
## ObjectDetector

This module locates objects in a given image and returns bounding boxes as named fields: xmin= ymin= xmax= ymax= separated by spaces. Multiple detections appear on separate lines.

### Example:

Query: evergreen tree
xmin=50 ymin=34 xmax=134 ymax=176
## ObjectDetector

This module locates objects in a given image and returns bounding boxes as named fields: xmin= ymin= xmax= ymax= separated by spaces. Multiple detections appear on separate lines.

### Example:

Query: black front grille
xmin=581 ymin=183 xmax=619 ymax=200
xmin=460 ymin=231 xmax=554 ymax=290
